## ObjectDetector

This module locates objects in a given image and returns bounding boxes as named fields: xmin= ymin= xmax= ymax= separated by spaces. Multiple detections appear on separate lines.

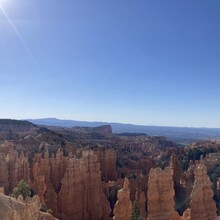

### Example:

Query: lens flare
xmin=0 ymin=2 xmax=42 ymax=74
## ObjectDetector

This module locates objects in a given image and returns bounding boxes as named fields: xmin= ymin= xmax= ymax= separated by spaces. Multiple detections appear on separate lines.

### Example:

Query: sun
xmin=0 ymin=0 xmax=8 ymax=10
xmin=0 ymin=0 xmax=7 ymax=5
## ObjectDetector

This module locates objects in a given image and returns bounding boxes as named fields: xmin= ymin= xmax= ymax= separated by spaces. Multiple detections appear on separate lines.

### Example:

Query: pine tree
xmin=12 ymin=179 xmax=31 ymax=199
xmin=131 ymin=200 xmax=140 ymax=220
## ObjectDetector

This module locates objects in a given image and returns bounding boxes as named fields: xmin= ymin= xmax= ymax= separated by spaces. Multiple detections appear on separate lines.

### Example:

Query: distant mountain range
xmin=27 ymin=118 xmax=220 ymax=145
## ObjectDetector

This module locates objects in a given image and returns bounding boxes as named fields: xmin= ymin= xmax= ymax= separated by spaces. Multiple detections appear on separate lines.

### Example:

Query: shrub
xmin=12 ymin=179 xmax=31 ymax=199
xmin=131 ymin=200 xmax=140 ymax=220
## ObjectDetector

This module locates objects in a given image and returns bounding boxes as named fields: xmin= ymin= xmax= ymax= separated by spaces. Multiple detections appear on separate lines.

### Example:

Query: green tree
xmin=12 ymin=179 xmax=31 ymax=199
xmin=131 ymin=200 xmax=140 ymax=220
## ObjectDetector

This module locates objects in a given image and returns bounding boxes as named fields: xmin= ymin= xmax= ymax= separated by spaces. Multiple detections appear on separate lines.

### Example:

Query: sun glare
xmin=0 ymin=0 xmax=7 ymax=6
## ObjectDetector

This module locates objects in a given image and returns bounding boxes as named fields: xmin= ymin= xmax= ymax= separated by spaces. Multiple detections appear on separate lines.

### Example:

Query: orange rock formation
xmin=57 ymin=150 xmax=110 ymax=220
xmin=95 ymin=148 xmax=118 ymax=181
xmin=190 ymin=162 xmax=217 ymax=220
xmin=135 ymin=189 xmax=147 ymax=219
xmin=0 ymin=192 xmax=58 ymax=220
xmin=147 ymin=167 xmax=176 ymax=220
xmin=113 ymin=178 xmax=132 ymax=220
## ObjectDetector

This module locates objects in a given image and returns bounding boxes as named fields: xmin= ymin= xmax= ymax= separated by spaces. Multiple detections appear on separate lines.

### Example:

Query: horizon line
xmin=1 ymin=117 xmax=220 ymax=130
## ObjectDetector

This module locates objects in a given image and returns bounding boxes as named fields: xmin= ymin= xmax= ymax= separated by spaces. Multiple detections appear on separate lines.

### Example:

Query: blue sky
xmin=0 ymin=0 xmax=220 ymax=127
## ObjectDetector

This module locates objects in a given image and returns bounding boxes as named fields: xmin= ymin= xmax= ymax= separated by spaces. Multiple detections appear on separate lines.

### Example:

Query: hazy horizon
xmin=1 ymin=117 xmax=220 ymax=129
xmin=1 ymin=0 xmax=220 ymax=127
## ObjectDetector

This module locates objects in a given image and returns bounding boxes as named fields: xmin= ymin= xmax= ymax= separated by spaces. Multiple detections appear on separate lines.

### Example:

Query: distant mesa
xmin=27 ymin=118 xmax=220 ymax=145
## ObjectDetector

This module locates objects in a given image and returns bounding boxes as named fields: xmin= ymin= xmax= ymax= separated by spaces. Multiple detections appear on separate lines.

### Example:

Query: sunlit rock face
xmin=182 ymin=208 xmax=191 ymax=220
xmin=0 ymin=150 xmax=30 ymax=195
xmin=0 ymin=193 xmax=58 ymax=220
xmin=31 ymin=150 xmax=60 ymax=217
xmin=135 ymin=189 xmax=147 ymax=219
xmin=190 ymin=162 xmax=217 ymax=220
xmin=0 ymin=148 xmax=111 ymax=220
xmin=0 ymin=152 xmax=9 ymax=193
xmin=113 ymin=178 xmax=132 ymax=220
xmin=95 ymin=148 xmax=118 ymax=182
xmin=57 ymin=150 xmax=111 ymax=220
xmin=147 ymin=167 xmax=176 ymax=220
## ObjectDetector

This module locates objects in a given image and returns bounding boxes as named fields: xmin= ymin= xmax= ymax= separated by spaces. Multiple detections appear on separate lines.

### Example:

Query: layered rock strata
xmin=57 ymin=150 xmax=110 ymax=220
xmin=95 ymin=149 xmax=118 ymax=181
xmin=190 ymin=162 xmax=217 ymax=220
xmin=135 ymin=189 xmax=147 ymax=219
xmin=147 ymin=167 xmax=176 ymax=220
xmin=113 ymin=178 xmax=132 ymax=220
xmin=0 ymin=192 xmax=57 ymax=220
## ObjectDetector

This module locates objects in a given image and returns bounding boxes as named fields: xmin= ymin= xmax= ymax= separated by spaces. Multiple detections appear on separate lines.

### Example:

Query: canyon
xmin=0 ymin=119 xmax=220 ymax=220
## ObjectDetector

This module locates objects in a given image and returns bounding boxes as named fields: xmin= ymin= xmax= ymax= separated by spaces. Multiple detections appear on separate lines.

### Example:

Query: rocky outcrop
xmin=217 ymin=178 xmax=220 ymax=192
xmin=31 ymin=151 xmax=53 ymax=206
xmin=182 ymin=209 xmax=191 ymax=220
xmin=147 ymin=167 xmax=176 ymax=220
xmin=128 ymin=174 xmax=148 ymax=202
xmin=0 ymin=148 xmax=111 ymax=220
xmin=169 ymin=155 xmax=183 ymax=188
xmin=57 ymin=150 xmax=110 ymax=220
xmin=50 ymin=150 xmax=67 ymax=192
xmin=135 ymin=189 xmax=147 ymax=219
xmin=95 ymin=149 xmax=118 ymax=181
xmin=0 ymin=192 xmax=57 ymax=220
xmin=7 ymin=151 xmax=30 ymax=192
xmin=0 ymin=151 xmax=29 ymax=194
xmin=168 ymin=212 xmax=182 ymax=220
xmin=169 ymin=155 xmax=190 ymax=214
xmin=0 ymin=153 xmax=9 ymax=193
xmin=113 ymin=178 xmax=132 ymax=220
xmin=190 ymin=162 xmax=217 ymax=220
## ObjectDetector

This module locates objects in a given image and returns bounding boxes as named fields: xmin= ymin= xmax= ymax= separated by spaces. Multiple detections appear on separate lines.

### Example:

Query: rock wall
xmin=190 ymin=162 xmax=217 ymax=220
xmin=135 ymin=189 xmax=147 ymax=219
xmin=113 ymin=178 xmax=132 ymax=220
xmin=31 ymin=150 xmax=59 ymax=215
xmin=0 ymin=149 xmax=111 ymax=220
xmin=57 ymin=150 xmax=110 ymax=220
xmin=147 ymin=167 xmax=176 ymax=220
xmin=0 ymin=153 xmax=9 ymax=194
xmin=95 ymin=149 xmax=118 ymax=181
xmin=0 ymin=151 xmax=29 ymax=194
xmin=0 ymin=192 xmax=57 ymax=220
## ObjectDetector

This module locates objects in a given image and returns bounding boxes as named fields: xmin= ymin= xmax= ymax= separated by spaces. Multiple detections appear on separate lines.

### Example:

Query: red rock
xmin=57 ymin=150 xmax=110 ymax=220
xmin=95 ymin=148 xmax=118 ymax=181
xmin=190 ymin=162 xmax=217 ymax=220
xmin=0 ymin=193 xmax=58 ymax=220
xmin=31 ymin=151 xmax=60 ymax=217
xmin=0 ymin=152 xmax=9 ymax=194
xmin=113 ymin=178 xmax=132 ymax=220
xmin=147 ymin=167 xmax=176 ymax=220
xmin=182 ymin=208 xmax=191 ymax=220
xmin=7 ymin=150 xmax=30 ymax=192
xmin=169 ymin=212 xmax=182 ymax=220
xmin=135 ymin=189 xmax=147 ymax=219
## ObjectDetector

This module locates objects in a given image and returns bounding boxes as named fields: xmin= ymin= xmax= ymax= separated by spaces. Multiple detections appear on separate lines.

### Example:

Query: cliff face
xmin=135 ymin=190 xmax=147 ymax=219
xmin=0 ymin=193 xmax=57 ymax=220
xmin=169 ymin=155 xmax=183 ymax=188
xmin=113 ymin=178 xmax=132 ymax=220
xmin=31 ymin=149 xmax=67 ymax=215
xmin=0 ymin=149 xmax=110 ymax=220
xmin=0 ymin=151 xmax=29 ymax=195
xmin=190 ymin=162 xmax=217 ymax=220
xmin=95 ymin=149 xmax=118 ymax=182
xmin=217 ymin=178 xmax=220 ymax=192
xmin=147 ymin=167 xmax=176 ymax=220
xmin=0 ymin=153 xmax=9 ymax=193
xmin=57 ymin=150 xmax=110 ymax=220
xmin=8 ymin=151 xmax=30 ymax=193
